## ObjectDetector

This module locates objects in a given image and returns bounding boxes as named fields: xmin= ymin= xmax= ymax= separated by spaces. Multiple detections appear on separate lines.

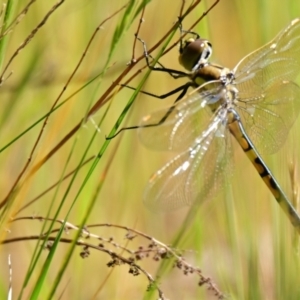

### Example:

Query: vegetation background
xmin=0 ymin=0 xmax=299 ymax=299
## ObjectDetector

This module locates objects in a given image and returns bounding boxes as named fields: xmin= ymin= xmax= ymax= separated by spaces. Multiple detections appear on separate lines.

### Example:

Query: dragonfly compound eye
xmin=179 ymin=38 xmax=212 ymax=72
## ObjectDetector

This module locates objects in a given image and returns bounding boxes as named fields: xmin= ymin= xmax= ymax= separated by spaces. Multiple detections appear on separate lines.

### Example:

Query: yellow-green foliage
xmin=0 ymin=0 xmax=299 ymax=299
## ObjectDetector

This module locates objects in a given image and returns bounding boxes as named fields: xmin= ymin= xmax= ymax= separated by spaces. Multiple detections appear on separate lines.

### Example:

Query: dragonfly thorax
xmin=192 ymin=63 xmax=229 ymax=87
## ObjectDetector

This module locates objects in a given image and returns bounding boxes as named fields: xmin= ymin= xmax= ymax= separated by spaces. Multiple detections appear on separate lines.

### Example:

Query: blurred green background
xmin=0 ymin=0 xmax=300 ymax=299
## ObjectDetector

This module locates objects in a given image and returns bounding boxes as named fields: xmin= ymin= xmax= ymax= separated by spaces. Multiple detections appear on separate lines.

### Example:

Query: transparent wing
xmin=143 ymin=109 xmax=233 ymax=212
xmin=236 ymin=80 xmax=300 ymax=154
xmin=233 ymin=18 xmax=300 ymax=154
xmin=234 ymin=18 xmax=300 ymax=90
xmin=138 ymin=83 xmax=224 ymax=151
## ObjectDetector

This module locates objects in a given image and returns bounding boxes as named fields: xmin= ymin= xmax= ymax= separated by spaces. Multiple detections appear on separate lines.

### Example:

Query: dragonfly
xmin=116 ymin=19 xmax=300 ymax=232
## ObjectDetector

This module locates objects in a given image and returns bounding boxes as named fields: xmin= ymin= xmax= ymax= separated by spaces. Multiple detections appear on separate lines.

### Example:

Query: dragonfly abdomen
xmin=227 ymin=109 xmax=300 ymax=232
xmin=228 ymin=110 xmax=281 ymax=198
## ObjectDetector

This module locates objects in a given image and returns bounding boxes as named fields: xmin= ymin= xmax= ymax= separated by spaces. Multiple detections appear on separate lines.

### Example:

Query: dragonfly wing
xmin=236 ymin=80 xmax=300 ymax=154
xmin=234 ymin=18 xmax=300 ymax=92
xmin=138 ymin=85 xmax=223 ymax=151
xmin=143 ymin=109 xmax=233 ymax=212
xmin=233 ymin=18 xmax=300 ymax=154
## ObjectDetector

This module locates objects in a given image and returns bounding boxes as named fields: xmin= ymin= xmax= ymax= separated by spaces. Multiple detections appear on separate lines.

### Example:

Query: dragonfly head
xmin=179 ymin=38 xmax=212 ymax=72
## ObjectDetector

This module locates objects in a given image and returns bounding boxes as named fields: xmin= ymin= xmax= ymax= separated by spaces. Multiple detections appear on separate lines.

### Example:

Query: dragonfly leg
xmin=176 ymin=18 xmax=201 ymax=52
xmin=120 ymin=81 xmax=193 ymax=100
xmin=107 ymin=82 xmax=193 ymax=139
xmin=107 ymin=29 xmax=200 ymax=140
xmin=136 ymin=35 xmax=189 ymax=79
